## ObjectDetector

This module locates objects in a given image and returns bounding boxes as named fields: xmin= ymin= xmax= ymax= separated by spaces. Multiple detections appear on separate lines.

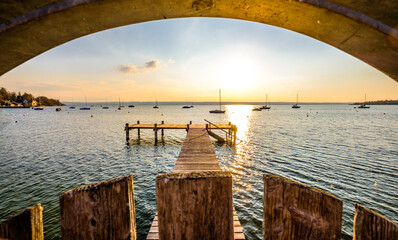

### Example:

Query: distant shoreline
xmin=61 ymin=101 xmax=398 ymax=105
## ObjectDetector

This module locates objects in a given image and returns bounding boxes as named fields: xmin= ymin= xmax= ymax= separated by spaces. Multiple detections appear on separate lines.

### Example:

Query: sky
xmin=1 ymin=17 xmax=397 ymax=103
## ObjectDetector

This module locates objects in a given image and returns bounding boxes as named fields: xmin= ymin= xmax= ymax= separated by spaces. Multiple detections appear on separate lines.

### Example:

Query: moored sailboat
xmin=209 ymin=89 xmax=225 ymax=114
xmin=292 ymin=94 xmax=301 ymax=109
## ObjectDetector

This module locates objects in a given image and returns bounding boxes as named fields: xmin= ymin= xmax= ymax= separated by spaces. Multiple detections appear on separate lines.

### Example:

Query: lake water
xmin=0 ymin=104 xmax=397 ymax=239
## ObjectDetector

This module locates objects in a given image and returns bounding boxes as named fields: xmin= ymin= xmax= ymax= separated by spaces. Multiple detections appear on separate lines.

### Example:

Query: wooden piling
xmin=156 ymin=171 xmax=234 ymax=240
xmin=161 ymin=121 xmax=164 ymax=137
xmin=154 ymin=124 xmax=158 ymax=145
xmin=0 ymin=203 xmax=43 ymax=240
xmin=125 ymin=123 xmax=130 ymax=143
xmin=59 ymin=175 xmax=136 ymax=240
xmin=137 ymin=121 xmax=140 ymax=138
xmin=233 ymin=125 xmax=237 ymax=145
xmin=263 ymin=174 xmax=343 ymax=240
xmin=353 ymin=203 xmax=398 ymax=240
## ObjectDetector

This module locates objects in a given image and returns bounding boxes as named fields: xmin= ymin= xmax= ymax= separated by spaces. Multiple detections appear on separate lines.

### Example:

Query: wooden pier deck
xmin=146 ymin=128 xmax=245 ymax=239
xmin=126 ymin=121 xmax=238 ymax=145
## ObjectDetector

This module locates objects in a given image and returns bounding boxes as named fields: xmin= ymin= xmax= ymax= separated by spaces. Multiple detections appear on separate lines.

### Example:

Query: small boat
xmin=182 ymin=98 xmax=191 ymax=108
xmin=292 ymin=94 xmax=301 ymax=109
xmin=209 ymin=89 xmax=226 ymax=114
xmin=69 ymin=106 xmax=75 ymax=109
xmin=118 ymin=98 xmax=123 ymax=110
xmin=33 ymin=107 xmax=44 ymax=110
xmin=80 ymin=96 xmax=91 ymax=110
xmin=102 ymin=106 xmax=109 ymax=109
xmin=358 ymin=94 xmax=370 ymax=109
xmin=153 ymin=99 xmax=159 ymax=109
xmin=252 ymin=107 xmax=262 ymax=111
xmin=128 ymin=105 xmax=135 ymax=108
xmin=55 ymin=108 xmax=61 ymax=111
xmin=261 ymin=94 xmax=271 ymax=109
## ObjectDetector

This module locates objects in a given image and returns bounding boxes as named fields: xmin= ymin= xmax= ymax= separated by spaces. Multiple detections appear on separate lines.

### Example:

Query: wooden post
xmin=263 ymin=174 xmax=343 ymax=240
xmin=353 ymin=203 xmax=398 ymax=240
xmin=125 ymin=123 xmax=130 ymax=144
xmin=186 ymin=124 xmax=189 ymax=132
xmin=154 ymin=123 xmax=158 ymax=145
xmin=189 ymin=121 xmax=192 ymax=124
xmin=161 ymin=120 xmax=164 ymax=137
xmin=59 ymin=175 xmax=136 ymax=240
xmin=137 ymin=121 xmax=140 ymax=138
xmin=233 ymin=125 xmax=237 ymax=145
xmin=0 ymin=203 xmax=43 ymax=240
xmin=156 ymin=171 xmax=234 ymax=240
xmin=206 ymin=124 xmax=208 ymax=130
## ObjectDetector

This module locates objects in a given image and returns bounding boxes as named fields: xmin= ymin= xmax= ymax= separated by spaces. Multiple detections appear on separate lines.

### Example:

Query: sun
xmin=218 ymin=55 xmax=258 ymax=90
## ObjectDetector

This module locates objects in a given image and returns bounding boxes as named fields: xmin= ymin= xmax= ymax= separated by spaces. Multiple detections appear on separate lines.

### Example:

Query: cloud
xmin=115 ymin=60 xmax=160 ymax=74
xmin=168 ymin=59 xmax=175 ymax=64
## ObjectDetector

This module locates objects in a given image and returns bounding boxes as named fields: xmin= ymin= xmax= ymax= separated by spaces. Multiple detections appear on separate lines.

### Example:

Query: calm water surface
xmin=0 ymin=104 xmax=397 ymax=239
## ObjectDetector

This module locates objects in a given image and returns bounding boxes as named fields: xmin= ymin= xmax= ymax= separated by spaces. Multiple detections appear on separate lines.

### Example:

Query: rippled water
xmin=0 ymin=104 xmax=397 ymax=239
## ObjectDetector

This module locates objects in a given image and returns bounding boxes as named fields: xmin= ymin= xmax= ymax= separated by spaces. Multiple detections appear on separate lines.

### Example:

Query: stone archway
xmin=1 ymin=0 xmax=397 ymax=81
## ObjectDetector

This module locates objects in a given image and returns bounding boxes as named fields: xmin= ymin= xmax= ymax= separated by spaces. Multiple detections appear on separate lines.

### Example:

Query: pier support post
xmin=59 ymin=175 xmax=136 ymax=240
xmin=125 ymin=123 xmax=130 ymax=144
xmin=233 ymin=125 xmax=237 ymax=145
xmin=156 ymin=171 xmax=234 ymax=239
xmin=154 ymin=123 xmax=158 ymax=145
xmin=263 ymin=174 xmax=343 ymax=240
xmin=161 ymin=121 xmax=164 ymax=137
xmin=0 ymin=203 xmax=43 ymax=240
xmin=137 ymin=121 xmax=140 ymax=139
xmin=353 ymin=203 xmax=398 ymax=239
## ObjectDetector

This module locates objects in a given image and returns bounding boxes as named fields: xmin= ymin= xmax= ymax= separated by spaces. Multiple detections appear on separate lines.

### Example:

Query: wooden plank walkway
xmin=128 ymin=123 xmax=232 ymax=130
xmin=146 ymin=128 xmax=245 ymax=239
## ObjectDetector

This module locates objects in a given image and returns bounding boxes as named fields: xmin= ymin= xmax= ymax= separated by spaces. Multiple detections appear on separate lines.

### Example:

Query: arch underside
xmin=0 ymin=0 xmax=397 ymax=82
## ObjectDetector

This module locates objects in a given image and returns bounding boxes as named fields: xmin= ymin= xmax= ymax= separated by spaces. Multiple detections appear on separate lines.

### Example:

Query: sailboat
xmin=292 ymin=94 xmax=301 ymax=109
xmin=69 ymin=98 xmax=75 ymax=109
xmin=358 ymin=94 xmax=370 ymax=109
xmin=118 ymin=97 xmax=122 ymax=110
xmin=182 ymin=98 xmax=191 ymax=109
xmin=261 ymin=94 xmax=271 ymax=109
xmin=33 ymin=97 xmax=44 ymax=110
xmin=80 ymin=96 xmax=90 ymax=110
xmin=209 ymin=89 xmax=226 ymax=114
xmin=153 ymin=99 xmax=159 ymax=109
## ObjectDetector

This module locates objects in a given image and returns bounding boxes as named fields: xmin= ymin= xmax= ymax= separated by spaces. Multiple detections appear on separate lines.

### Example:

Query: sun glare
xmin=218 ymin=55 xmax=258 ymax=91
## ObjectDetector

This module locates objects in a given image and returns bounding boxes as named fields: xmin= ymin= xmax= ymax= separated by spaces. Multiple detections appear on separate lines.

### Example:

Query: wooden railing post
xmin=156 ymin=171 xmax=234 ymax=240
xmin=263 ymin=174 xmax=343 ymax=240
xmin=353 ymin=203 xmax=398 ymax=239
xmin=137 ymin=121 xmax=140 ymax=138
xmin=154 ymin=123 xmax=158 ymax=145
xmin=161 ymin=121 xmax=164 ymax=137
xmin=0 ymin=203 xmax=43 ymax=240
xmin=125 ymin=123 xmax=130 ymax=144
xmin=59 ymin=175 xmax=136 ymax=240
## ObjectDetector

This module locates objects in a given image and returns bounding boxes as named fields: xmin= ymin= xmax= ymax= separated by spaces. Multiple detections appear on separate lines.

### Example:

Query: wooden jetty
xmin=147 ymin=128 xmax=245 ymax=239
xmin=125 ymin=121 xmax=237 ymax=145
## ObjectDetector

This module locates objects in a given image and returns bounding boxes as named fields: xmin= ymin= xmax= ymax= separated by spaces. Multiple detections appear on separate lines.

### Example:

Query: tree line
xmin=0 ymin=87 xmax=64 ymax=106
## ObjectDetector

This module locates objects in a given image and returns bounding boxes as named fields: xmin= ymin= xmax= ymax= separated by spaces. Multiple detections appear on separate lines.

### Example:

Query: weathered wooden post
xmin=154 ymin=123 xmax=158 ymax=145
xmin=263 ymin=174 xmax=343 ymax=240
xmin=125 ymin=123 xmax=130 ymax=144
xmin=353 ymin=203 xmax=398 ymax=240
xmin=233 ymin=125 xmax=237 ymax=145
xmin=186 ymin=123 xmax=189 ymax=132
xmin=189 ymin=121 xmax=192 ymax=124
xmin=137 ymin=121 xmax=140 ymax=138
xmin=59 ymin=175 xmax=136 ymax=240
xmin=156 ymin=171 xmax=234 ymax=239
xmin=206 ymin=124 xmax=208 ymax=130
xmin=0 ymin=203 xmax=43 ymax=240
xmin=161 ymin=120 xmax=164 ymax=137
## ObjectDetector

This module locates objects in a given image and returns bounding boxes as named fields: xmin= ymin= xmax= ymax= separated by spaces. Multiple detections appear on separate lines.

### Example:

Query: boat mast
xmin=85 ymin=96 xmax=87 ymax=106
xmin=219 ymin=89 xmax=222 ymax=111
xmin=296 ymin=94 xmax=299 ymax=105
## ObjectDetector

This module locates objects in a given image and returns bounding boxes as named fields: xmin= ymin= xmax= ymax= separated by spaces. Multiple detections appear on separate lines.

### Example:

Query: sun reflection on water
xmin=225 ymin=105 xmax=254 ymax=183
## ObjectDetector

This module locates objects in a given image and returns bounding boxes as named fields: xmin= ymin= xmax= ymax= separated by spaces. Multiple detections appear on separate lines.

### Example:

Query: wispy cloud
xmin=115 ymin=60 xmax=160 ymax=74
xmin=168 ymin=59 xmax=175 ymax=64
